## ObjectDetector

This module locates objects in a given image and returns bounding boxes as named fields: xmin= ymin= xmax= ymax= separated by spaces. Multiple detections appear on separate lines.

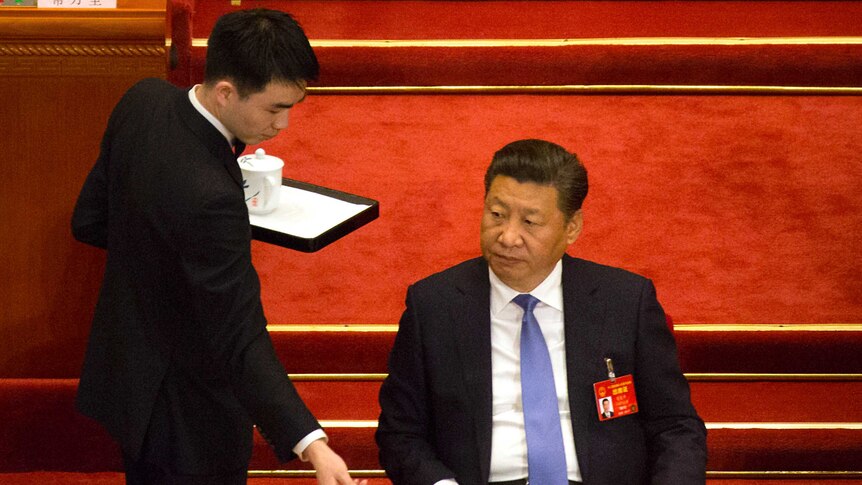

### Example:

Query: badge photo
xmin=594 ymin=374 xmax=639 ymax=421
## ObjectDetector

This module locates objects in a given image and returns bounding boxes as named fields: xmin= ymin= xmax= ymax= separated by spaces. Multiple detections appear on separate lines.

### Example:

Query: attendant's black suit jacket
xmin=72 ymin=79 xmax=318 ymax=473
xmin=377 ymin=255 xmax=707 ymax=485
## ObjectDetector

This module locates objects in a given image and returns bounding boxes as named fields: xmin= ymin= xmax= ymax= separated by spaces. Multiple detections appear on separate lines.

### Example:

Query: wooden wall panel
xmin=0 ymin=0 xmax=166 ymax=377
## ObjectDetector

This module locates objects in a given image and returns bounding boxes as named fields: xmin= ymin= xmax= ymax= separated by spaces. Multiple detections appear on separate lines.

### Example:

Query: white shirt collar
xmin=188 ymin=84 xmax=236 ymax=147
xmin=489 ymin=259 xmax=564 ymax=315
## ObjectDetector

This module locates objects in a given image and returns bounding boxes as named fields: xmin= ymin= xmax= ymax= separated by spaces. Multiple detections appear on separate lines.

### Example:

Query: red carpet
xmin=247 ymin=94 xmax=862 ymax=326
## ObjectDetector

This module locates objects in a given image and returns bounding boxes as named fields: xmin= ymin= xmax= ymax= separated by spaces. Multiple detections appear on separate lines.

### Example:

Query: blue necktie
xmin=513 ymin=294 xmax=568 ymax=485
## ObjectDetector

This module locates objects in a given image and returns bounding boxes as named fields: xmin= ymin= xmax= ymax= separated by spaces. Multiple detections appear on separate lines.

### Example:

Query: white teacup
xmin=238 ymin=148 xmax=284 ymax=215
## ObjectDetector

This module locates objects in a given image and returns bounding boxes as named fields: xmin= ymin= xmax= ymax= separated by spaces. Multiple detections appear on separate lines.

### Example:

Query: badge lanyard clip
xmin=604 ymin=357 xmax=616 ymax=382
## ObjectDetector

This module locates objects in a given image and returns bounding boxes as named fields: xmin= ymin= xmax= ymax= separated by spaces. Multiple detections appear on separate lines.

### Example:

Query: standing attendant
xmin=377 ymin=139 xmax=707 ymax=485
xmin=73 ymin=9 xmax=362 ymax=485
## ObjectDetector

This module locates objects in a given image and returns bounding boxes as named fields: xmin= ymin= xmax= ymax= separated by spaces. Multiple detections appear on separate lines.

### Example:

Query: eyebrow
xmin=487 ymin=197 xmax=541 ymax=215
xmin=271 ymin=92 xmax=307 ymax=110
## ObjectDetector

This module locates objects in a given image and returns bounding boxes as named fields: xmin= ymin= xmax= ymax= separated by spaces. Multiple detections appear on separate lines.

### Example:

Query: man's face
xmin=218 ymin=80 xmax=307 ymax=145
xmin=602 ymin=400 xmax=611 ymax=411
xmin=480 ymin=175 xmax=582 ymax=292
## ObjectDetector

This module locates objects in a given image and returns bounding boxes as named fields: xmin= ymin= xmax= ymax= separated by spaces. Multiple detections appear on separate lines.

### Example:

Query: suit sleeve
xmin=179 ymin=188 xmax=320 ymax=461
xmin=72 ymin=157 xmax=108 ymax=248
xmin=635 ymin=280 xmax=707 ymax=483
xmin=376 ymin=285 xmax=458 ymax=485
xmin=71 ymin=81 xmax=145 ymax=248
xmin=71 ymin=108 xmax=120 ymax=249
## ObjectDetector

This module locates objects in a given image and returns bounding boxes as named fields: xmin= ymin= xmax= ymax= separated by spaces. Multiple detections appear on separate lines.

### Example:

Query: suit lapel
xmin=174 ymin=87 xmax=244 ymax=188
xmin=451 ymin=258 xmax=494 ymax=483
xmin=562 ymin=255 xmax=606 ymax=481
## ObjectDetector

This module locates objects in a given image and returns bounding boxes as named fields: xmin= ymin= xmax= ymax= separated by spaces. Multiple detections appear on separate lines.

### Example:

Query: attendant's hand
xmin=304 ymin=439 xmax=368 ymax=485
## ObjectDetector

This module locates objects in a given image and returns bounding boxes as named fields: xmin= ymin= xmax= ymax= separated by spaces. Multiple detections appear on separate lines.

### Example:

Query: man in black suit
xmin=376 ymin=139 xmax=707 ymax=485
xmin=72 ymin=9 xmax=360 ymax=485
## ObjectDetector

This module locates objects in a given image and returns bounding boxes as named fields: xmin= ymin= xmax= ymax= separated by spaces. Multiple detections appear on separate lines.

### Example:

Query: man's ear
xmin=566 ymin=210 xmax=583 ymax=245
xmin=213 ymin=80 xmax=238 ymax=107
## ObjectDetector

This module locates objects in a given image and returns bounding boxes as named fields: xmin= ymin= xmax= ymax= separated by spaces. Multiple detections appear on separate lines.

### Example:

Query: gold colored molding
xmin=0 ymin=43 xmax=165 ymax=57
xmin=319 ymin=420 xmax=378 ymax=428
xmin=304 ymin=420 xmax=862 ymax=430
xmin=685 ymin=373 xmax=862 ymax=381
xmin=268 ymin=324 xmax=398 ymax=332
xmin=250 ymin=470 xmax=862 ymax=479
xmin=248 ymin=470 xmax=385 ymax=478
xmin=306 ymin=85 xmax=862 ymax=95
xmin=269 ymin=323 xmax=861 ymax=332
xmin=675 ymin=323 xmax=862 ymax=332
xmin=0 ymin=44 xmax=165 ymax=76
xmin=707 ymin=422 xmax=862 ymax=430
xmin=286 ymin=372 xmax=861 ymax=382
xmin=288 ymin=373 xmax=386 ymax=381
xmin=707 ymin=471 xmax=862 ymax=479
xmin=190 ymin=37 xmax=862 ymax=48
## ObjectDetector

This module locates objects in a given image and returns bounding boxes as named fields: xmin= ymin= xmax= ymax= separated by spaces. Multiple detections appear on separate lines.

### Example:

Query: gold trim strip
xmin=289 ymin=373 xmax=387 ymax=381
xmin=0 ymin=44 xmax=165 ymax=57
xmin=685 ymin=373 xmax=862 ymax=381
xmin=268 ymin=324 xmax=398 ymax=332
xmin=189 ymin=37 xmax=862 ymax=48
xmin=287 ymin=373 xmax=861 ymax=382
xmin=313 ymin=420 xmax=862 ymax=430
xmin=675 ymin=323 xmax=862 ymax=332
xmin=248 ymin=470 xmax=385 ymax=478
xmin=707 ymin=422 xmax=862 ymax=430
xmin=269 ymin=323 xmax=862 ymax=332
xmin=319 ymin=420 xmax=378 ymax=428
xmin=306 ymin=85 xmax=862 ymax=95
xmin=250 ymin=470 xmax=862 ymax=478
xmin=706 ymin=471 xmax=862 ymax=478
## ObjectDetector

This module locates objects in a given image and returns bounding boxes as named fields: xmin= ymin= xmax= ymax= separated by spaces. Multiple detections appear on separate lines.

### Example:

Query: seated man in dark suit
xmin=376 ymin=139 xmax=707 ymax=485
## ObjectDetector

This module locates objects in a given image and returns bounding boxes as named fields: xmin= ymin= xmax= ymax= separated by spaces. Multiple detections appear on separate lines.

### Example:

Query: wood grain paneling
xmin=0 ymin=0 xmax=166 ymax=377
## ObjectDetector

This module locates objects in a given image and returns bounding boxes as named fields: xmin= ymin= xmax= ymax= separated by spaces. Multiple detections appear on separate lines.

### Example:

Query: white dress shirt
xmin=188 ymin=85 xmax=235 ymax=146
xmin=487 ymin=259 xmax=581 ymax=482
xmin=188 ymin=85 xmax=327 ymax=460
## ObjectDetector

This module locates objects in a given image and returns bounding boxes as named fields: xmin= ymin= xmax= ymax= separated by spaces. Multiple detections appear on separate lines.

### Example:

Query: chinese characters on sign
xmin=36 ymin=0 xmax=116 ymax=8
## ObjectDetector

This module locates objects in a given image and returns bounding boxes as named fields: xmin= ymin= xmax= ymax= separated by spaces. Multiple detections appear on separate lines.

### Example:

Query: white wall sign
xmin=37 ymin=0 xmax=116 ymax=7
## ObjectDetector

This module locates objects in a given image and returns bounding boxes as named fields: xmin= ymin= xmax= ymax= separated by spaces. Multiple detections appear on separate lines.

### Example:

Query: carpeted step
xmin=267 ymin=325 xmax=862 ymax=374
xmin=170 ymin=0 xmax=862 ymax=87
xmin=0 ymin=474 xmax=394 ymax=484
xmin=1 ymin=475 xmax=860 ymax=485
xmin=180 ymin=42 xmax=862 ymax=88
xmin=675 ymin=325 xmax=862 ymax=374
xmin=3 ymin=378 xmax=861 ymax=474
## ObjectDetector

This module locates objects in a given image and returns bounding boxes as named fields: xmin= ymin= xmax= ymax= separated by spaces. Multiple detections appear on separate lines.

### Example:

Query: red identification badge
xmin=594 ymin=374 xmax=638 ymax=421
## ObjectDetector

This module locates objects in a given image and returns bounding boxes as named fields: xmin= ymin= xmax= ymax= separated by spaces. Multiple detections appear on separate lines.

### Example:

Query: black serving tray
xmin=249 ymin=178 xmax=379 ymax=252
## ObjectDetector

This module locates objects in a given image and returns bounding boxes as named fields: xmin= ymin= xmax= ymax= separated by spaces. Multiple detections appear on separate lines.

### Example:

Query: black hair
xmin=204 ymin=9 xmax=319 ymax=97
xmin=484 ymin=139 xmax=588 ymax=218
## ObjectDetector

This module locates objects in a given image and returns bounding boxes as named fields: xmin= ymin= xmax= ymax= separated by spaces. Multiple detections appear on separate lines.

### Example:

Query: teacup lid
xmin=238 ymin=148 xmax=284 ymax=171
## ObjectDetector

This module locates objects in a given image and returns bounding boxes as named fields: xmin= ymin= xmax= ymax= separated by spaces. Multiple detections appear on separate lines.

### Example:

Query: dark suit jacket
xmin=376 ymin=255 xmax=707 ymax=485
xmin=72 ymin=78 xmax=318 ymax=473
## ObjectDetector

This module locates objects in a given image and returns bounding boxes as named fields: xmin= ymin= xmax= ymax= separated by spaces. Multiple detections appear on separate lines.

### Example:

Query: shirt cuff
xmin=434 ymin=480 xmax=459 ymax=485
xmin=293 ymin=429 xmax=328 ymax=461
